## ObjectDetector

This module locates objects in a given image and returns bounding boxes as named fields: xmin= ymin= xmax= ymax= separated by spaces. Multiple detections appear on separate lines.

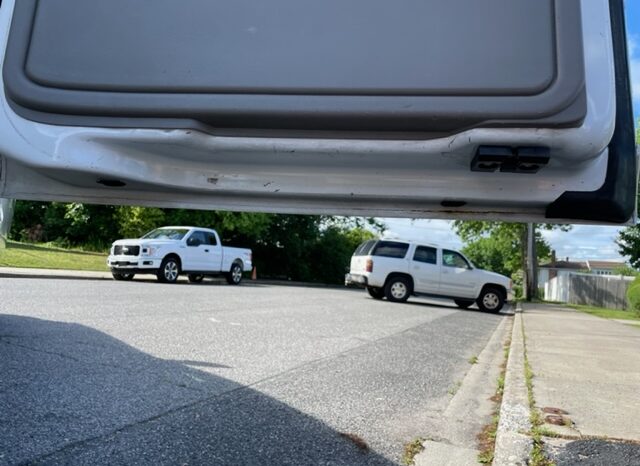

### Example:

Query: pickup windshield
xmin=141 ymin=228 xmax=190 ymax=240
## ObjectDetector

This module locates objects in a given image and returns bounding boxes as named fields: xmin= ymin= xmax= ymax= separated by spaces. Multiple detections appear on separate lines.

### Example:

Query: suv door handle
xmin=204 ymin=249 xmax=210 ymax=252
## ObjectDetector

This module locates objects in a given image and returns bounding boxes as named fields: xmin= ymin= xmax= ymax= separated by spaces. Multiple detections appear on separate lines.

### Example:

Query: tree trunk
xmin=0 ymin=198 xmax=15 ymax=248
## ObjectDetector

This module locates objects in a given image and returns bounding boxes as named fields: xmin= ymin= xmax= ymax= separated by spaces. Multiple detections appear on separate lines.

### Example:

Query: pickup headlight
xmin=141 ymin=246 xmax=157 ymax=256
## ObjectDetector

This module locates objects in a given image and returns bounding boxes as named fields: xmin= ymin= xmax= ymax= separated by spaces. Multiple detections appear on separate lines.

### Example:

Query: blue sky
xmin=383 ymin=4 xmax=640 ymax=263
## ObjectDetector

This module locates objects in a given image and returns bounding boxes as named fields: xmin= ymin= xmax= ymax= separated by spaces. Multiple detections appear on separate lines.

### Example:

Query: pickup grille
xmin=114 ymin=245 xmax=140 ymax=256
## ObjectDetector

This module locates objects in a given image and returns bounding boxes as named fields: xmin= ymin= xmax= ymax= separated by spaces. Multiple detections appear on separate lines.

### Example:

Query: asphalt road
xmin=0 ymin=277 xmax=506 ymax=465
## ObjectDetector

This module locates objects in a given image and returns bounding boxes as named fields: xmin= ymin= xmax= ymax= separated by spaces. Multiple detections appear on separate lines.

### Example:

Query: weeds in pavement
xmin=402 ymin=437 xmax=425 ymax=465
xmin=476 ymin=329 xmax=512 ymax=464
xmin=468 ymin=355 xmax=479 ymax=364
xmin=522 ymin=317 xmax=555 ymax=466
xmin=447 ymin=380 xmax=462 ymax=396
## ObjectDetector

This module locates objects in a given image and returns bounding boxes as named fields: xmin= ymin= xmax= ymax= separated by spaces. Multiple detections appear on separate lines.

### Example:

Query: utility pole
xmin=526 ymin=223 xmax=537 ymax=301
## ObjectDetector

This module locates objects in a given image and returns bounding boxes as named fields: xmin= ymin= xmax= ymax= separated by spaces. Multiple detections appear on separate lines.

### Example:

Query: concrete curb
xmin=415 ymin=315 xmax=511 ymax=466
xmin=493 ymin=305 xmax=533 ymax=466
xmin=0 ymin=267 xmax=112 ymax=280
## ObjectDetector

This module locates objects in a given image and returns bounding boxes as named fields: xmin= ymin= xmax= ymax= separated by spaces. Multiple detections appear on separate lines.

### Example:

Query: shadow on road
xmin=0 ymin=314 xmax=395 ymax=465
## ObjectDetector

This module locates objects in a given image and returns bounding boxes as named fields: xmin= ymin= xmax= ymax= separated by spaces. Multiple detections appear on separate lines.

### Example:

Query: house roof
xmin=585 ymin=260 xmax=623 ymax=270
xmin=540 ymin=259 xmax=624 ymax=270
xmin=539 ymin=260 xmax=587 ymax=270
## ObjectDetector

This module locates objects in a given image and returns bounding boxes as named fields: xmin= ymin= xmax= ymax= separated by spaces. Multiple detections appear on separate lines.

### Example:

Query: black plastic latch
xmin=471 ymin=146 xmax=550 ymax=174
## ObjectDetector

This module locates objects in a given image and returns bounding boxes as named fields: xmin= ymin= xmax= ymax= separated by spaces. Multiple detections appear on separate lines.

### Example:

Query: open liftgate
xmin=0 ymin=0 xmax=636 ymax=223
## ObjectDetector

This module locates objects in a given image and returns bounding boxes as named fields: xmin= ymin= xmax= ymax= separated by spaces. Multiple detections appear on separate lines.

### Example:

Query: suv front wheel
xmin=476 ymin=287 xmax=504 ymax=313
xmin=384 ymin=276 xmax=411 ymax=303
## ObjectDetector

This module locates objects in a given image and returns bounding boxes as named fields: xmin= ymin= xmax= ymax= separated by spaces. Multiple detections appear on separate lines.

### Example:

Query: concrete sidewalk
xmin=523 ymin=304 xmax=640 ymax=464
xmin=0 ymin=266 xmax=112 ymax=280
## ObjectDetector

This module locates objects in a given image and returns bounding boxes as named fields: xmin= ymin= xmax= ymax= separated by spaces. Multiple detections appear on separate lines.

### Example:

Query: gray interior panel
xmin=3 ymin=0 xmax=586 ymax=134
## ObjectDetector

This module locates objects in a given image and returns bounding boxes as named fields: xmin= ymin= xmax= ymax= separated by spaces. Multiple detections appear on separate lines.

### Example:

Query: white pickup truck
xmin=108 ymin=226 xmax=252 ymax=284
xmin=345 ymin=239 xmax=512 ymax=312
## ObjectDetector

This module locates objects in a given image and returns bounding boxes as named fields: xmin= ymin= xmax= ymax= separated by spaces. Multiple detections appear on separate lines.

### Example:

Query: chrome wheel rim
xmin=482 ymin=292 xmax=500 ymax=310
xmin=232 ymin=266 xmax=242 ymax=283
xmin=164 ymin=261 xmax=178 ymax=281
xmin=390 ymin=282 xmax=407 ymax=299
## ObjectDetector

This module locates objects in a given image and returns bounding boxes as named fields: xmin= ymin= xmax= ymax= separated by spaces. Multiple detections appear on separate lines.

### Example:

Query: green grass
xmin=0 ymin=241 xmax=108 ymax=272
xmin=567 ymin=304 xmax=640 ymax=322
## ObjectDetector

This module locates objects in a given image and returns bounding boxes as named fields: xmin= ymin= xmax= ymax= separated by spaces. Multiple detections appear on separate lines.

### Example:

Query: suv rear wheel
xmin=476 ymin=287 xmax=505 ymax=313
xmin=384 ymin=276 xmax=411 ymax=303
xmin=454 ymin=299 xmax=474 ymax=309
xmin=367 ymin=286 xmax=385 ymax=300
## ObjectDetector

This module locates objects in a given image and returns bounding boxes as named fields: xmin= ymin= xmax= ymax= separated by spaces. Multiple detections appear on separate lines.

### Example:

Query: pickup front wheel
xmin=477 ymin=287 xmax=505 ymax=313
xmin=384 ymin=276 xmax=411 ymax=303
xmin=157 ymin=257 xmax=180 ymax=283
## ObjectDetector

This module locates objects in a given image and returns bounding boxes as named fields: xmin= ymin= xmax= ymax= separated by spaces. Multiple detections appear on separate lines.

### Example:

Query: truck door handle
xmin=204 ymin=249 xmax=209 ymax=252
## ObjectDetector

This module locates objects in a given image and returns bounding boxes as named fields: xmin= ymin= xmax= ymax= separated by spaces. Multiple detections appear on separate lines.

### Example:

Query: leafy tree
xmin=616 ymin=122 xmax=640 ymax=265
xmin=116 ymin=206 xmax=166 ymax=238
xmin=8 ymin=199 xmax=384 ymax=283
xmin=452 ymin=221 xmax=565 ymax=278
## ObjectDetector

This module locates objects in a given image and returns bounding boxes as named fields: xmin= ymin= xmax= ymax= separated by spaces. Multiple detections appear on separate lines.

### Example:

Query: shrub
xmin=625 ymin=276 xmax=640 ymax=315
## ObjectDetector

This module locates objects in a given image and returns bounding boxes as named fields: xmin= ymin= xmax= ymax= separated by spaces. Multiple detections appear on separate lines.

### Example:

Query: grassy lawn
xmin=568 ymin=304 xmax=640 ymax=322
xmin=0 ymin=241 xmax=108 ymax=272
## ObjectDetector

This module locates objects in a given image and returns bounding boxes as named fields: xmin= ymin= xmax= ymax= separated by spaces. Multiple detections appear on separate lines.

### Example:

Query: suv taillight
xmin=366 ymin=259 xmax=373 ymax=272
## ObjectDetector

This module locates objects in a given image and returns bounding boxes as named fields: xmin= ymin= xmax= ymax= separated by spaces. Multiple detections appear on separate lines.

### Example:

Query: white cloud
xmin=540 ymin=225 xmax=625 ymax=262
xmin=379 ymin=219 xmax=626 ymax=262
xmin=381 ymin=218 xmax=463 ymax=249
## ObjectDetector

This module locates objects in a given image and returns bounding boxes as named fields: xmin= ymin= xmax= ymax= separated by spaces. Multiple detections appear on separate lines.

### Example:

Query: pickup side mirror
xmin=186 ymin=237 xmax=201 ymax=247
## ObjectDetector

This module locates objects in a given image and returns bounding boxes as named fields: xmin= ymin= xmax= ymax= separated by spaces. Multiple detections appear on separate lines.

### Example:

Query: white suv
xmin=345 ymin=239 xmax=512 ymax=312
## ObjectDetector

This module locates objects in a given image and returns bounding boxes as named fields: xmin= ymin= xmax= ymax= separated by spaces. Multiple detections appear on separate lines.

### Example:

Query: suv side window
xmin=187 ymin=230 xmax=207 ymax=246
xmin=413 ymin=246 xmax=437 ymax=264
xmin=371 ymin=241 xmax=409 ymax=259
xmin=442 ymin=250 xmax=470 ymax=269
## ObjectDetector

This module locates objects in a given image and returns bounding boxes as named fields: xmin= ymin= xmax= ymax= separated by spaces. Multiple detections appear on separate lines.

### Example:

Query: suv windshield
xmin=141 ymin=228 xmax=190 ymax=240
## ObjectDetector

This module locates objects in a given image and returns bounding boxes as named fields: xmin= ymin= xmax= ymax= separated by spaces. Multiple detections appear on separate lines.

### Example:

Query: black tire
xmin=226 ymin=262 xmax=243 ymax=285
xmin=384 ymin=276 xmax=411 ymax=303
xmin=157 ymin=256 xmax=180 ymax=283
xmin=188 ymin=274 xmax=205 ymax=283
xmin=112 ymin=272 xmax=135 ymax=281
xmin=476 ymin=287 xmax=505 ymax=313
xmin=454 ymin=299 xmax=474 ymax=309
xmin=367 ymin=287 xmax=385 ymax=300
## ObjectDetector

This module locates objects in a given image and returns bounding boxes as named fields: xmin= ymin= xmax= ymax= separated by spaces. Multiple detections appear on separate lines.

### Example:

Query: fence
xmin=544 ymin=272 xmax=635 ymax=310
